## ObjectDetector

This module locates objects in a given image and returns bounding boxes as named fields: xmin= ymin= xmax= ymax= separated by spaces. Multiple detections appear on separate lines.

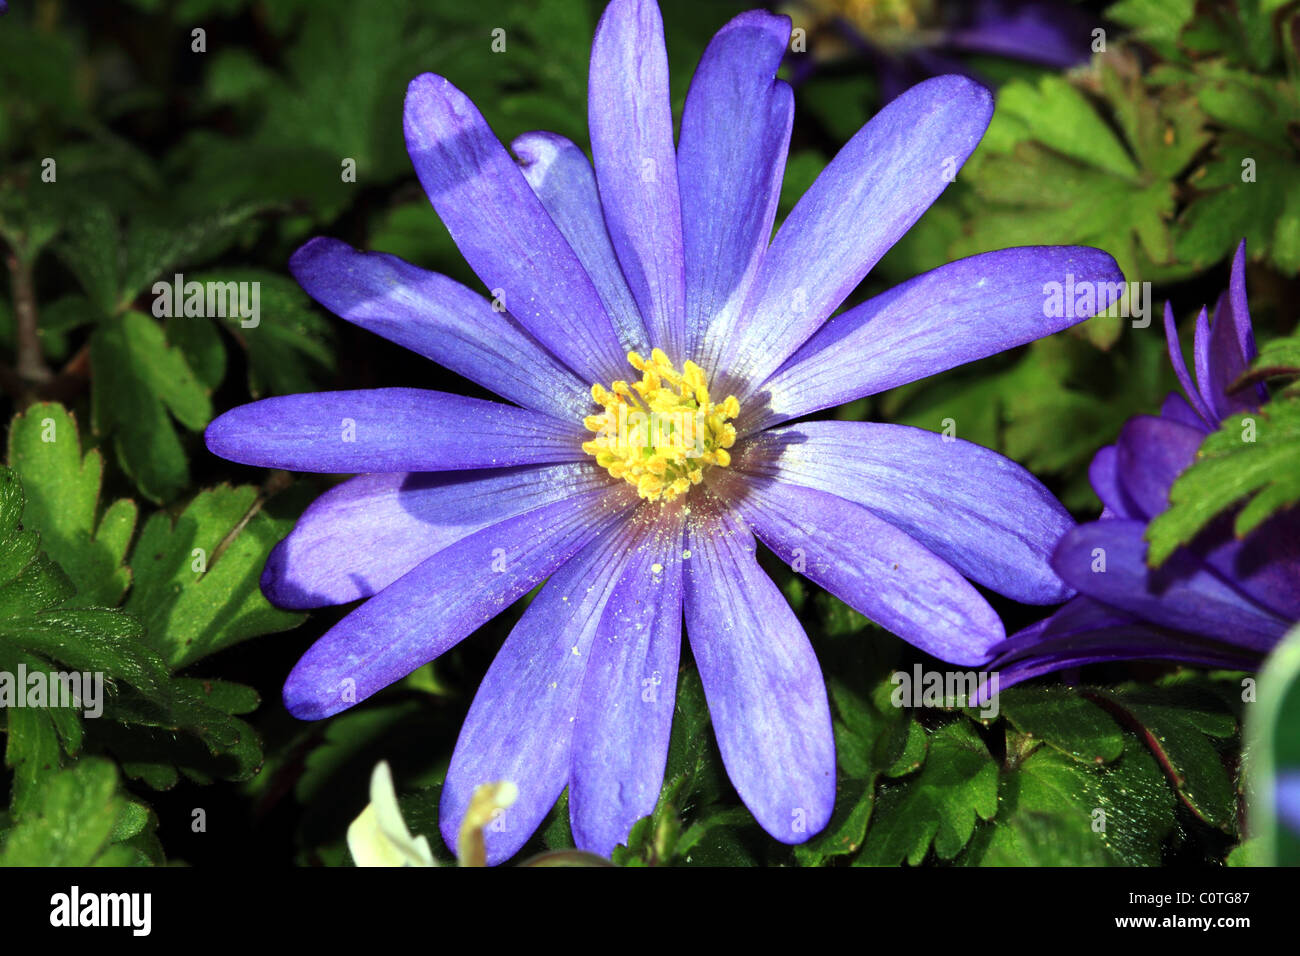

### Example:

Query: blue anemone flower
xmin=991 ymin=240 xmax=1300 ymax=688
xmin=206 ymin=0 xmax=1122 ymax=862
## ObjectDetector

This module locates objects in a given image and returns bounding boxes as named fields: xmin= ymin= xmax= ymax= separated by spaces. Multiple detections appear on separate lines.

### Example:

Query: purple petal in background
xmin=1278 ymin=773 xmax=1300 ymax=836
xmin=1089 ymin=445 xmax=1140 ymax=521
xmin=1113 ymin=415 xmax=1203 ymax=519
xmin=1052 ymin=520 xmax=1289 ymax=652
xmin=1200 ymin=510 xmax=1300 ymax=622
xmin=1206 ymin=239 xmax=1268 ymax=415
xmin=1163 ymin=301 xmax=1216 ymax=427
xmin=990 ymin=597 xmax=1262 ymax=692
xmin=944 ymin=0 xmax=1094 ymax=68
xmin=1193 ymin=306 xmax=1215 ymax=418
xmin=1160 ymin=391 xmax=1208 ymax=431
xmin=1224 ymin=239 xmax=1261 ymax=367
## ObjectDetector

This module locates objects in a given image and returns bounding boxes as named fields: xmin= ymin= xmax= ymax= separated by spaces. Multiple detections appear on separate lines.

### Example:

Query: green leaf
xmin=963 ymin=736 xmax=1176 ymax=866
xmin=1226 ymin=836 xmax=1265 ymax=865
xmin=0 ymin=465 xmax=265 ymax=792
xmin=998 ymin=685 xmax=1126 ymax=765
xmin=7 ymin=403 xmax=137 ymax=606
xmin=0 ymin=758 xmax=144 ymax=866
xmin=660 ymin=665 xmax=725 ymax=810
xmin=125 ymin=484 xmax=305 ymax=668
xmin=794 ymin=777 xmax=874 ymax=866
xmin=90 ymin=311 xmax=213 ymax=503
xmin=98 ymin=679 xmax=265 ymax=787
xmin=612 ymin=666 xmax=742 ymax=865
xmin=295 ymin=701 xmax=423 ymax=806
xmin=54 ymin=200 xmax=269 ymax=317
xmin=956 ymin=52 xmax=1208 ymax=292
xmin=1091 ymin=685 xmax=1238 ymax=830
xmin=187 ymin=270 xmax=336 ymax=398
xmin=1104 ymin=0 xmax=1196 ymax=58
xmin=857 ymin=721 xmax=999 ymax=865
xmin=1175 ymin=67 xmax=1300 ymax=273
xmin=1147 ymin=397 xmax=1300 ymax=564
xmin=986 ymin=75 xmax=1139 ymax=178
xmin=1245 ymin=329 xmax=1300 ymax=391
xmin=1 ymin=668 xmax=65 ymax=815
xmin=672 ymin=807 xmax=762 ymax=866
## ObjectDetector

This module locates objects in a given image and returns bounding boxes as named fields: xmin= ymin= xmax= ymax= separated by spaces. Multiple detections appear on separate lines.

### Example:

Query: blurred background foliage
xmin=0 ymin=0 xmax=1295 ymax=866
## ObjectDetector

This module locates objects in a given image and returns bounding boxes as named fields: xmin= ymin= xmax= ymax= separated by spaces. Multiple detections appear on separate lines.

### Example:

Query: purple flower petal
xmin=732 ymin=475 xmax=1004 ymax=664
xmin=943 ymin=0 xmax=1094 ymax=68
xmin=678 ymin=10 xmax=793 ymax=370
xmin=753 ymin=246 xmax=1123 ymax=429
xmin=1207 ymin=239 xmax=1267 ymax=414
xmin=1193 ymin=305 xmax=1215 ymax=417
xmin=570 ymin=510 xmax=685 ymax=857
xmin=511 ymin=131 xmax=648 ymax=354
xmin=1114 ymin=415 xmax=1203 ymax=519
xmin=1089 ymin=445 xmax=1140 ymax=520
xmin=1160 ymin=391 xmax=1208 ymax=431
xmin=1224 ymin=239 xmax=1261 ymax=366
xmin=990 ymin=598 xmax=1261 ymax=691
xmin=992 ymin=595 xmax=1153 ymax=657
xmin=1052 ymin=520 xmax=1289 ymax=652
xmin=289 ymin=238 xmax=589 ymax=420
xmin=262 ymin=463 xmax=611 ymax=609
xmin=720 ymin=74 xmax=993 ymax=393
xmin=403 ymin=73 xmax=626 ymax=383
xmin=735 ymin=421 xmax=1075 ymax=604
xmin=282 ymin=481 xmax=637 ymax=720
xmin=205 ymin=389 xmax=586 ymax=473
xmin=439 ymin=515 xmax=646 ymax=865
xmin=588 ymin=0 xmax=685 ymax=357
xmin=1199 ymin=510 xmax=1300 ymax=622
xmin=683 ymin=512 xmax=835 ymax=844
xmin=1278 ymin=773 xmax=1300 ymax=836
xmin=1163 ymin=301 xmax=1216 ymax=427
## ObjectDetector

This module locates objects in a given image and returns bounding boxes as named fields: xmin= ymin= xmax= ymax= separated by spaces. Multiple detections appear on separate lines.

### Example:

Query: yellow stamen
xmin=583 ymin=351 xmax=741 ymax=503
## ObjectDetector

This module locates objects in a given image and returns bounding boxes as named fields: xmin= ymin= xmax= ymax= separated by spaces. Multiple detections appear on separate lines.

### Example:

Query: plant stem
xmin=6 ymin=247 xmax=52 ymax=401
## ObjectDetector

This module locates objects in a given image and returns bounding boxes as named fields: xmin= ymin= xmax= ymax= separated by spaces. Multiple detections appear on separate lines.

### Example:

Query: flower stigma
xmin=582 ymin=349 xmax=739 ymax=503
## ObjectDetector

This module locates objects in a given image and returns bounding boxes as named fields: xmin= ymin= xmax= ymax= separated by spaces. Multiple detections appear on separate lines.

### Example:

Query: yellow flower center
xmin=582 ymin=349 xmax=739 ymax=503
xmin=794 ymin=0 xmax=938 ymax=53
xmin=811 ymin=0 xmax=933 ymax=32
